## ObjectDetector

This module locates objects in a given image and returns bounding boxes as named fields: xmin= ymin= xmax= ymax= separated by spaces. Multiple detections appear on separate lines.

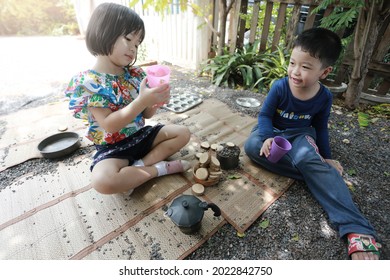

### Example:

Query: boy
xmin=244 ymin=28 xmax=380 ymax=260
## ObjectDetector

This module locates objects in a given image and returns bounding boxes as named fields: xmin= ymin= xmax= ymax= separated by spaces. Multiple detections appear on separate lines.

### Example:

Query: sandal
xmin=347 ymin=233 xmax=381 ymax=258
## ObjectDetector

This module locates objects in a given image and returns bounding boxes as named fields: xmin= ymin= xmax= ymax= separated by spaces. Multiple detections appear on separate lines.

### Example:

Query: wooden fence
xmin=211 ymin=0 xmax=389 ymax=103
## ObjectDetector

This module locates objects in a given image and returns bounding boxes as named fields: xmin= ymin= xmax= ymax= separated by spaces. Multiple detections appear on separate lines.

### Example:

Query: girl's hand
xmin=138 ymin=78 xmax=170 ymax=108
xmin=325 ymin=159 xmax=343 ymax=175
xmin=260 ymin=138 xmax=274 ymax=158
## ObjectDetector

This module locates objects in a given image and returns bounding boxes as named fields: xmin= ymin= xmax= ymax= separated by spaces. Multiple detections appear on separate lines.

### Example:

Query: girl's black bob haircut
xmin=85 ymin=3 xmax=145 ymax=57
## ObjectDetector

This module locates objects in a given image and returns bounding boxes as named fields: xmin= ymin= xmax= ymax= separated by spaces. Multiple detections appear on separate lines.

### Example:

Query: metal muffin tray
xmin=163 ymin=93 xmax=203 ymax=113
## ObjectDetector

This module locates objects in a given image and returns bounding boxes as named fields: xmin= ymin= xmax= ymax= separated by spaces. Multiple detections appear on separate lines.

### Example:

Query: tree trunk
xmin=285 ymin=5 xmax=300 ymax=51
xmin=217 ymin=0 xmax=228 ymax=56
xmin=344 ymin=1 xmax=389 ymax=109
xmin=217 ymin=0 xmax=235 ymax=56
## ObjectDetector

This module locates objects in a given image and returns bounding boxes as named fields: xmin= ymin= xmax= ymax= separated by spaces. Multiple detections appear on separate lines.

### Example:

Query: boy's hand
xmin=260 ymin=138 xmax=274 ymax=158
xmin=138 ymin=78 xmax=170 ymax=108
xmin=325 ymin=159 xmax=343 ymax=175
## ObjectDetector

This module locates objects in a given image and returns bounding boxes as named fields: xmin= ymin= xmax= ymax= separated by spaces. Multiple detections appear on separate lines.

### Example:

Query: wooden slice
xmin=200 ymin=141 xmax=210 ymax=150
xmin=191 ymin=184 xmax=205 ymax=196
xmin=216 ymin=145 xmax=224 ymax=152
xmin=226 ymin=142 xmax=235 ymax=148
xmin=58 ymin=125 xmax=68 ymax=132
xmin=210 ymin=156 xmax=220 ymax=170
xmin=208 ymin=175 xmax=220 ymax=180
xmin=195 ymin=167 xmax=209 ymax=180
xmin=210 ymin=143 xmax=218 ymax=151
xmin=199 ymin=152 xmax=210 ymax=167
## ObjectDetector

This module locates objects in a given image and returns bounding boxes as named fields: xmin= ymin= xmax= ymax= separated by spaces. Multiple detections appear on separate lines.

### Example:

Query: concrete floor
xmin=0 ymin=36 xmax=95 ymax=107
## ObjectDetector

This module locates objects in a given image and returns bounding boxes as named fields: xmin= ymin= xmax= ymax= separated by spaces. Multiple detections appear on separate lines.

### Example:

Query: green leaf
xmin=291 ymin=233 xmax=299 ymax=241
xmin=128 ymin=0 xmax=139 ymax=7
xmin=347 ymin=169 xmax=357 ymax=176
xmin=228 ymin=174 xmax=241 ymax=180
xmin=258 ymin=219 xmax=270 ymax=229
xmin=358 ymin=112 xmax=370 ymax=127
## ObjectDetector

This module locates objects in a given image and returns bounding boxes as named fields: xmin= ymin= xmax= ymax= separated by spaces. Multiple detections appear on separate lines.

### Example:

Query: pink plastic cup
xmin=146 ymin=65 xmax=171 ymax=88
xmin=267 ymin=136 xmax=292 ymax=163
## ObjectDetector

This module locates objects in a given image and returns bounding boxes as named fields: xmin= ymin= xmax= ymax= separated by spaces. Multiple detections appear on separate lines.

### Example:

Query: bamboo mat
xmin=0 ymin=98 xmax=293 ymax=259
xmin=0 ymin=101 xmax=92 ymax=172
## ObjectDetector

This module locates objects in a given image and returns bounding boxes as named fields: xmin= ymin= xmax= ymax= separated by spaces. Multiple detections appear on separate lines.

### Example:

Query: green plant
xmin=313 ymin=0 xmax=364 ymax=32
xmin=201 ymin=42 xmax=290 ymax=92
xmin=258 ymin=47 xmax=290 ymax=90
xmin=201 ymin=40 xmax=266 ymax=91
xmin=312 ymin=0 xmax=364 ymax=82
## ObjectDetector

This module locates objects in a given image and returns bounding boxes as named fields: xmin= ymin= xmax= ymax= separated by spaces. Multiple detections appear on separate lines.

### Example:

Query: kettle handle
xmin=199 ymin=201 xmax=221 ymax=217
xmin=208 ymin=203 xmax=221 ymax=217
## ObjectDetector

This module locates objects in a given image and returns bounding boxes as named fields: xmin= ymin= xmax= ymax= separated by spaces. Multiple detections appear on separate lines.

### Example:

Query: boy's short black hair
xmin=86 ymin=3 xmax=145 ymax=57
xmin=292 ymin=27 xmax=342 ymax=67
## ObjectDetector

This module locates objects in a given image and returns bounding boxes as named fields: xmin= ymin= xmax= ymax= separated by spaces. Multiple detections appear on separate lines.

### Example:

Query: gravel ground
xmin=171 ymin=67 xmax=390 ymax=260
xmin=1 ymin=65 xmax=388 ymax=260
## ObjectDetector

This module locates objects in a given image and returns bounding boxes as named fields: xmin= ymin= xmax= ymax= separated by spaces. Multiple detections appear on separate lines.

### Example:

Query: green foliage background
xmin=0 ymin=0 xmax=79 ymax=35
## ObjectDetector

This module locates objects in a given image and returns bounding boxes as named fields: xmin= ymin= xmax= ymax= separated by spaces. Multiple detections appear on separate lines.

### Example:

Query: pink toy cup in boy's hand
xmin=267 ymin=136 xmax=292 ymax=163
xmin=146 ymin=65 xmax=171 ymax=88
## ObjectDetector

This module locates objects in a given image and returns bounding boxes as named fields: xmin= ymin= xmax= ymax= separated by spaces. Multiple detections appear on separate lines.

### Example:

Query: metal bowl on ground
xmin=37 ymin=132 xmax=81 ymax=159
xmin=235 ymin=97 xmax=261 ymax=108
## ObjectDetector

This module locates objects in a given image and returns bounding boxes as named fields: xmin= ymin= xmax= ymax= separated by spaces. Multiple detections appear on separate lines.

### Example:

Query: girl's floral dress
xmin=65 ymin=66 xmax=146 ymax=145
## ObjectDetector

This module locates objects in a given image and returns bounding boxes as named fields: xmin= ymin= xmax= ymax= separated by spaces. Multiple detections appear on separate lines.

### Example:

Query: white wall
xmin=74 ymin=0 xmax=211 ymax=70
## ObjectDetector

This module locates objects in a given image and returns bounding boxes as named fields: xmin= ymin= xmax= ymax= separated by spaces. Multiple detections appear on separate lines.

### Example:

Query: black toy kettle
xmin=165 ymin=195 xmax=221 ymax=234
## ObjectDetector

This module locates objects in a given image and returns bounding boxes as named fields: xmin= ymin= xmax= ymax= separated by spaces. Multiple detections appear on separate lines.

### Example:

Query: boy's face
xmin=288 ymin=47 xmax=332 ymax=92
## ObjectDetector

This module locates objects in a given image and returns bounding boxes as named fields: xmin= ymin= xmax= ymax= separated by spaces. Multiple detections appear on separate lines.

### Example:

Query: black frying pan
xmin=37 ymin=132 xmax=81 ymax=159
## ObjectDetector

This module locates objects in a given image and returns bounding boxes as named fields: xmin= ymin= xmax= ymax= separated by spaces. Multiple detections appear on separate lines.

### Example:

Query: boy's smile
xmin=288 ymin=47 xmax=332 ymax=99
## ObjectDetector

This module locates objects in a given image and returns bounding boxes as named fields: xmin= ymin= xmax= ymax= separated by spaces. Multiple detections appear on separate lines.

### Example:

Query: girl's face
xmin=109 ymin=31 xmax=142 ymax=69
xmin=288 ymin=47 xmax=332 ymax=93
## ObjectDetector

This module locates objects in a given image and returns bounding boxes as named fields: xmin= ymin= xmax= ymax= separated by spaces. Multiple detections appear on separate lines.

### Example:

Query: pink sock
xmin=154 ymin=160 xmax=191 ymax=177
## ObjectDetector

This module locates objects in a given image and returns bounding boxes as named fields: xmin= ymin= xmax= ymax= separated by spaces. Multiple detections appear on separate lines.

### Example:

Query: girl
xmin=65 ymin=3 xmax=191 ymax=195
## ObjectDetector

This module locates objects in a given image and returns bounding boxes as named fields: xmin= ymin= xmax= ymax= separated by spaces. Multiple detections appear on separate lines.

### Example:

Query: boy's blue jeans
xmin=244 ymin=126 xmax=377 ymax=239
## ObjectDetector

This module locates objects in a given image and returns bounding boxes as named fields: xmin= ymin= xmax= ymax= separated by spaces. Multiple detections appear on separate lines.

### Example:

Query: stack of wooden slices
xmin=192 ymin=141 xmax=223 ymax=194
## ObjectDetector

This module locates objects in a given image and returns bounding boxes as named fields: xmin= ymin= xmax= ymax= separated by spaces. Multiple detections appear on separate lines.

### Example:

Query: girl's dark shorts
xmin=90 ymin=124 xmax=164 ymax=171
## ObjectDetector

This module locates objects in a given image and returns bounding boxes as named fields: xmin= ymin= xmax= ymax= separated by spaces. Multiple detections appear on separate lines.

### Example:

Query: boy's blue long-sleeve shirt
xmin=257 ymin=77 xmax=332 ymax=159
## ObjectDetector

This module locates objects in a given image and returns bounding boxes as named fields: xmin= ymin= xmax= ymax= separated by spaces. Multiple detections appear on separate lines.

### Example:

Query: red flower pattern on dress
xmin=105 ymin=132 xmax=126 ymax=144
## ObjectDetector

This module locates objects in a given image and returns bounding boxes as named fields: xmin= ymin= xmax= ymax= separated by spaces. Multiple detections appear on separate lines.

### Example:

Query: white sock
xmin=133 ymin=159 xmax=144 ymax=167
xmin=154 ymin=161 xmax=167 ymax=176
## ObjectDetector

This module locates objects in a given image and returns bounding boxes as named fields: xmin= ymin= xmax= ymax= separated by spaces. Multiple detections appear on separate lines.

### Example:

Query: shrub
xmin=201 ymin=41 xmax=290 ymax=93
